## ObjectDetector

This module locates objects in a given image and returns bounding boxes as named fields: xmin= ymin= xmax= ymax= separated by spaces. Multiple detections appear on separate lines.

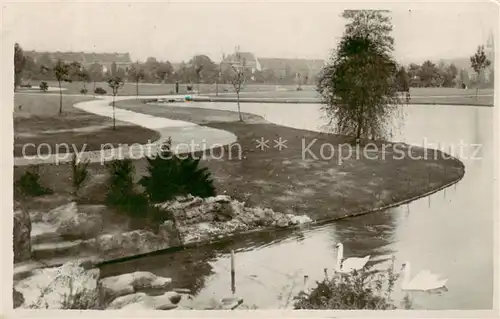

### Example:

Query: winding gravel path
xmin=14 ymin=95 xmax=237 ymax=166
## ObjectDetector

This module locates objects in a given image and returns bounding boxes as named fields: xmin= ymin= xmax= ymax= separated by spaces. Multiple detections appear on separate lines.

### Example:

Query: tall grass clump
xmin=16 ymin=165 xmax=53 ymax=197
xmin=139 ymin=139 xmax=216 ymax=202
xmin=294 ymin=260 xmax=406 ymax=310
xmin=71 ymin=153 xmax=90 ymax=197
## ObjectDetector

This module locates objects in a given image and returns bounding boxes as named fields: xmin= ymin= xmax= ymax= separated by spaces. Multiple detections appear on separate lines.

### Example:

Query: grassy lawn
xmin=209 ymin=87 xmax=494 ymax=106
xmin=107 ymin=102 xmax=463 ymax=221
xmin=24 ymin=81 xmax=286 ymax=96
xmin=22 ymin=81 xmax=494 ymax=106
xmin=13 ymin=94 xmax=160 ymax=157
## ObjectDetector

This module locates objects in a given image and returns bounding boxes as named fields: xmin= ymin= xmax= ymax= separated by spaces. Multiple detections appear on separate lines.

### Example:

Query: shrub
xmin=105 ymin=159 xmax=136 ymax=207
xmin=293 ymin=261 xmax=403 ymax=310
xmin=71 ymin=153 xmax=90 ymax=197
xmin=94 ymin=87 xmax=107 ymax=95
xmin=105 ymin=158 xmax=171 ymax=229
xmin=16 ymin=166 xmax=53 ymax=197
xmin=39 ymin=81 xmax=48 ymax=92
xmin=80 ymin=88 xmax=88 ymax=95
xmin=139 ymin=139 xmax=216 ymax=202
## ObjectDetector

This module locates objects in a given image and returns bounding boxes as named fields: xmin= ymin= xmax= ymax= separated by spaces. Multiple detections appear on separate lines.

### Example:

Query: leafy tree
xmin=156 ymin=62 xmax=173 ymax=84
xmin=107 ymin=76 xmax=124 ymax=130
xmin=14 ymin=43 xmax=26 ymax=91
xmin=190 ymin=55 xmax=217 ymax=83
xmin=128 ymin=63 xmax=145 ymax=97
xmin=417 ymin=60 xmax=439 ymax=87
xmin=317 ymin=10 xmax=403 ymax=141
xmin=470 ymin=45 xmax=491 ymax=97
xmin=229 ymin=47 xmax=246 ymax=121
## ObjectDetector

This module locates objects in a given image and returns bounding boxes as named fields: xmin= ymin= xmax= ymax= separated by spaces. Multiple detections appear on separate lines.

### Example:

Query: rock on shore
xmin=156 ymin=195 xmax=312 ymax=244
xmin=14 ymin=260 xmax=100 ymax=309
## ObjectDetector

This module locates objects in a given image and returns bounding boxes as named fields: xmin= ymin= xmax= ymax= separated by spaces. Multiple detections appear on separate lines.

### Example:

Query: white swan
xmin=334 ymin=243 xmax=371 ymax=273
xmin=400 ymin=261 xmax=448 ymax=291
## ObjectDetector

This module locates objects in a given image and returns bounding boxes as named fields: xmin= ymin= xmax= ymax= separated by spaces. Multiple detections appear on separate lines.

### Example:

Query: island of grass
xmin=111 ymin=99 xmax=465 ymax=222
xmin=14 ymin=94 xmax=160 ymax=157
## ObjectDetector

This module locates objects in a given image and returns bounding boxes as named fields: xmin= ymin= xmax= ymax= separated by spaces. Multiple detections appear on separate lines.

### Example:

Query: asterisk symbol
xmin=255 ymin=137 xmax=269 ymax=151
xmin=273 ymin=137 xmax=288 ymax=151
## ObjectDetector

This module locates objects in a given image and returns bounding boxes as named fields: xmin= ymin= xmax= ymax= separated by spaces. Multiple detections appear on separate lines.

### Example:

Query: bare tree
xmin=230 ymin=47 xmax=246 ymax=121
xmin=470 ymin=45 xmax=491 ymax=98
xmin=108 ymin=76 xmax=124 ymax=130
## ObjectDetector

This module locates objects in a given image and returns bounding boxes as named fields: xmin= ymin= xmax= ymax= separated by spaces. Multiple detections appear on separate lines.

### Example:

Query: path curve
xmin=14 ymin=95 xmax=237 ymax=166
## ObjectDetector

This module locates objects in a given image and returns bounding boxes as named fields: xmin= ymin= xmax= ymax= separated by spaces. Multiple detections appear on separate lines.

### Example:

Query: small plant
xmin=39 ymin=81 xmax=48 ymax=92
xmin=294 ymin=260 xmax=403 ymax=310
xmin=94 ymin=87 xmax=107 ymax=95
xmin=80 ymin=88 xmax=88 ymax=95
xmin=139 ymin=139 xmax=216 ymax=202
xmin=71 ymin=153 xmax=90 ymax=197
xmin=16 ymin=166 xmax=53 ymax=197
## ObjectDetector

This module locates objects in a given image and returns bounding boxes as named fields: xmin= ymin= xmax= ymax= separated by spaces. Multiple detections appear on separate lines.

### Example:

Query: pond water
xmin=100 ymin=102 xmax=495 ymax=310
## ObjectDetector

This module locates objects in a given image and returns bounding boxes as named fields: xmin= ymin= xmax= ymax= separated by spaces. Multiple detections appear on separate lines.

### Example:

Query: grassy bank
xmin=13 ymin=94 xmax=160 ymax=157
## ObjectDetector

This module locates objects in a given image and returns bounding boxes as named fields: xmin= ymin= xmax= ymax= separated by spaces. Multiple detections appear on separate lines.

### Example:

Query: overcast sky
xmin=3 ymin=1 xmax=498 ymax=63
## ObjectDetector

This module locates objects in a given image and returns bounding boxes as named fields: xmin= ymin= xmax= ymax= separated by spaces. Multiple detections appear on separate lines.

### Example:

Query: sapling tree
xmin=41 ymin=59 xmax=76 ymax=113
xmin=107 ymin=76 xmax=124 ymax=130
xmin=230 ymin=47 xmax=246 ymax=121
